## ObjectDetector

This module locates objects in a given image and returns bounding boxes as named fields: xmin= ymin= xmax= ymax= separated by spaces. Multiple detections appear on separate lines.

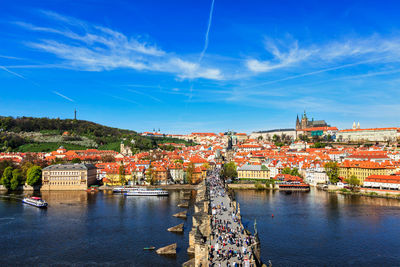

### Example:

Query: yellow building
xmin=338 ymin=161 xmax=395 ymax=184
xmin=237 ymin=164 xmax=270 ymax=179
xmin=42 ymin=163 xmax=97 ymax=190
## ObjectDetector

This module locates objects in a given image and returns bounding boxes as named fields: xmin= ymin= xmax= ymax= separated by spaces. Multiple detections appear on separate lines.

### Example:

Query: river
xmin=0 ymin=188 xmax=399 ymax=266
xmin=236 ymin=188 xmax=400 ymax=266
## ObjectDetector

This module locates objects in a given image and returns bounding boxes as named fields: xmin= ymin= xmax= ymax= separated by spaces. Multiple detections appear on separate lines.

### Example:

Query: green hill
xmin=0 ymin=116 xmax=194 ymax=152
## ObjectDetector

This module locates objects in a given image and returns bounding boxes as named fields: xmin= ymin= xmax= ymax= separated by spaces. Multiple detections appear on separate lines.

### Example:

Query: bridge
xmin=184 ymin=169 xmax=262 ymax=267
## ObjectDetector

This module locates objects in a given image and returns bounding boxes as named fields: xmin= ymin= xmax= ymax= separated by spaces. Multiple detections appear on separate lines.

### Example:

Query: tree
xmin=324 ymin=162 xmax=339 ymax=184
xmin=281 ymin=167 xmax=292 ymax=175
xmin=202 ymin=162 xmax=210 ymax=170
xmin=101 ymin=155 xmax=115 ymax=162
xmin=221 ymin=162 xmax=237 ymax=180
xmin=10 ymin=169 xmax=22 ymax=190
xmin=146 ymin=167 xmax=155 ymax=185
xmin=281 ymin=167 xmax=302 ymax=178
xmin=71 ymin=158 xmax=82 ymax=163
xmin=0 ymin=166 xmax=13 ymax=189
xmin=26 ymin=165 xmax=42 ymax=186
xmin=345 ymin=175 xmax=360 ymax=191
xmin=119 ymin=163 xmax=126 ymax=185
xmin=186 ymin=163 xmax=195 ymax=184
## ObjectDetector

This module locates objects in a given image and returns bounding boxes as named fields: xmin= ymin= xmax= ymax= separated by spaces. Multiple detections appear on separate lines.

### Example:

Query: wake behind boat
xmin=125 ymin=188 xmax=169 ymax=196
xmin=22 ymin=196 xmax=48 ymax=208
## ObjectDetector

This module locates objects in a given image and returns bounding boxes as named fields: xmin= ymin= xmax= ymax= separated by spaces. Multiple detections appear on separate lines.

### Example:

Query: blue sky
xmin=1 ymin=0 xmax=400 ymax=134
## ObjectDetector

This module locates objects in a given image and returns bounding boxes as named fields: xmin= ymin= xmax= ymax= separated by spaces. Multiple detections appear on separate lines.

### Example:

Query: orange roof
xmin=339 ymin=127 xmax=400 ymax=133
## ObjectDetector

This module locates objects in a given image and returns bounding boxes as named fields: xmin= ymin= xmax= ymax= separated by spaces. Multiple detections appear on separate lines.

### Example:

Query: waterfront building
xmin=338 ymin=160 xmax=395 ymax=184
xmin=237 ymin=163 xmax=270 ymax=179
xmin=305 ymin=165 xmax=328 ymax=186
xmin=169 ymin=163 xmax=185 ymax=183
xmin=363 ymin=174 xmax=400 ymax=190
xmin=153 ymin=166 xmax=168 ymax=184
xmin=42 ymin=163 xmax=97 ymax=190
xmin=337 ymin=127 xmax=400 ymax=142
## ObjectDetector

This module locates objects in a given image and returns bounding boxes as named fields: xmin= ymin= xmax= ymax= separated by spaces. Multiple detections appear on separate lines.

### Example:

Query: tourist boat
xmin=143 ymin=246 xmax=155 ymax=250
xmin=112 ymin=187 xmax=139 ymax=193
xmin=22 ymin=196 xmax=48 ymax=208
xmin=125 ymin=188 xmax=169 ymax=196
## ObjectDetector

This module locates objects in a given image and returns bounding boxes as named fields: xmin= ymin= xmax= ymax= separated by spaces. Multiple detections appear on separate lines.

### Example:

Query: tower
xmin=296 ymin=115 xmax=300 ymax=130
xmin=301 ymin=110 xmax=308 ymax=129
xmin=74 ymin=109 xmax=77 ymax=120
xmin=352 ymin=121 xmax=356 ymax=130
xmin=357 ymin=122 xmax=360 ymax=129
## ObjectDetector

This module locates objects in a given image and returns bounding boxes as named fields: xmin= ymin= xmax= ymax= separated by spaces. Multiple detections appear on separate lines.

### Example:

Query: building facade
xmin=42 ymin=163 xmax=97 ymax=190
xmin=337 ymin=127 xmax=400 ymax=142
xmin=237 ymin=164 xmax=270 ymax=179
xmin=296 ymin=111 xmax=329 ymax=130
xmin=363 ymin=175 xmax=400 ymax=190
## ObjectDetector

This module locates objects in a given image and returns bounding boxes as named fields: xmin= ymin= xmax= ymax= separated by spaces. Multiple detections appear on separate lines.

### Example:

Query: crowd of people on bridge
xmin=207 ymin=171 xmax=256 ymax=267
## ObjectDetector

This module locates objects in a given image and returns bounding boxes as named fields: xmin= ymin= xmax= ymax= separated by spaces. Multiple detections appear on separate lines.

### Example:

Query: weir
xmin=185 ymin=170 xmax=262 ymax=267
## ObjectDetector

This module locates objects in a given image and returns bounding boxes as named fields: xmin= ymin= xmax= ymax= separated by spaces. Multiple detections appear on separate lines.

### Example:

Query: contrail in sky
xmin=53 ymin=91 xmax=74 ymax=102
xmin=0 ymin=66 xmax=26 ymax=79
xmin=199 ymin=0 xmax=215 ymax=62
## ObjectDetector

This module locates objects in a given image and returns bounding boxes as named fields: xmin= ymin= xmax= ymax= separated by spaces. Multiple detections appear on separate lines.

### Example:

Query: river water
xmin=0 ymin=188 xmax=399 ymax=266
xmin=236 ymin=189 xmax=400 ymax=266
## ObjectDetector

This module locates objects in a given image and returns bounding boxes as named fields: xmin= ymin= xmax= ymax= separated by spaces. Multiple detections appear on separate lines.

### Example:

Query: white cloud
xmin=15 ymin=11 xmax=224 ymax=80
xmin=247 ymin=35 xmax=400 ymax=73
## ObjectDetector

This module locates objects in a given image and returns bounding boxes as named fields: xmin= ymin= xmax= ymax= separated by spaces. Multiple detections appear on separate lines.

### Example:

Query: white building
xmin=305 ymin=166 xmax=328 ymax=186
xmin=250 ymin=129 xmax=297 ymax=141
xmin=363 ymin=175 xmax=400 ymax=190
xmin=337 ymin=127 xmax=400 ymax=142
xmin=169 ymin=167 xmax=185 ymax=183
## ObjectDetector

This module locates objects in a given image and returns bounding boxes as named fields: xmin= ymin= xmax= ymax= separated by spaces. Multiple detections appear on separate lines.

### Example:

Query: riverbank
xmin=0 ymin=184 xmax=198 ymax=192
xmin=100 ymin=184 xmax=198 ymax=190
xmin=329 ymin=188 xmax=400 ymax=200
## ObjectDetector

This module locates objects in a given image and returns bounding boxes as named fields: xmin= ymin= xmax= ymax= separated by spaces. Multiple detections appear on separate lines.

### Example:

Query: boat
xmin=87 ymin=186 xmax=99 ymax=192
xmin=143 ymin=246 xmax=156 ymax=250
xmin=113 ymin=187 xmax=139 ymax=193
xmin=125 ymin=188 xmax=169 ymax=196
xmin=22 ymin=196 xmax=48 ymax=208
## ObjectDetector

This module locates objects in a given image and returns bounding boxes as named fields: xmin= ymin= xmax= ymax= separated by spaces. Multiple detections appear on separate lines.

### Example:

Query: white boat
xmin=125 ymin=188 xmax=169 ymax=196
xmin=113 ymin=187 xmax=139 ymax=193
xmin=22 ymin=196 xmax=48 ymax=208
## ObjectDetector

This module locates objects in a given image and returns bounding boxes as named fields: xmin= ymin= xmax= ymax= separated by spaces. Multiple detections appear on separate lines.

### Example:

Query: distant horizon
xmin=2 ymin=113 xmax=398 ymax=135
xmin=2 ymin=1 xmax=400 ymax=134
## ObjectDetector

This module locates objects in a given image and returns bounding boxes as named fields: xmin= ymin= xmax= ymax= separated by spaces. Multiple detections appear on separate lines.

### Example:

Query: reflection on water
xmin=1 ymin=188 xmax=399 ymax=266
xmin=0 ymin=190 xmax=193 ymax=266
xmin=235 ymin=188 xmax=400 ymax=266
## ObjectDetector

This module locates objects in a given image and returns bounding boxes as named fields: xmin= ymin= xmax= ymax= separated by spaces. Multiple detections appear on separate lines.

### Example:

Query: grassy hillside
xmin=0 ymin=116 xmax=195 ymax=153
xmin=17 ymin=142 xmax=89 ymax=152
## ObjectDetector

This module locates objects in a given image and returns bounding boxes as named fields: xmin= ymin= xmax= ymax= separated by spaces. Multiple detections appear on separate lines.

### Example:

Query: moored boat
xmin=113 ymin=187 xmax=139 ymax=193
xmin=125 ymin=188 xmax=169 ymax=196
xmin=22 ymin=196 xmax=48 ymax=208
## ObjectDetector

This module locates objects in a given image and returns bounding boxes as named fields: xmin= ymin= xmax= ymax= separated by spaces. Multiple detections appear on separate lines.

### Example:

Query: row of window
xmin=50 ymin=171 xmax=82 ymax=175
xmin=49 ymin=177 xmax=82 ymax=180
xmin=47 ymin=181 xmax=82 ymax=185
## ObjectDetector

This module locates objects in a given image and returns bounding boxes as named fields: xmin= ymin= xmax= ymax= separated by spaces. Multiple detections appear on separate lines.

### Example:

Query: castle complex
xmin=296 ymin=111 xmax=329 ymax=130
